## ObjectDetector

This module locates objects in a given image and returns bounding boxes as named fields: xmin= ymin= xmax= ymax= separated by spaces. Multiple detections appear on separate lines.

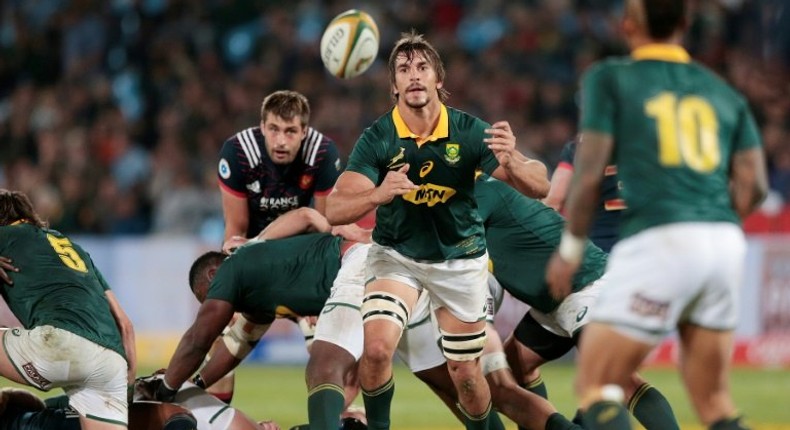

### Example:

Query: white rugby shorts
xmin=2 ymin=325 xmax=128 ymax=425
xmin=590 ymin=222 xmax=746 ymax=344
xmin=365 ymin=243 xmax=489 ymax=323
xmin=528 ymin=275 xmax=604 ymax=338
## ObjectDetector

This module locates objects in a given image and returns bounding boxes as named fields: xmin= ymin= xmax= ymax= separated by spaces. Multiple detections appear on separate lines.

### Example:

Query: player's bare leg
xmin=678 ymin=324 xmax=748 ymax=429
xmin=575 ymin=322 xmax=653 ymax=429
xmin=358 ymin=280 xmax=418 ymax=430
xmin=434 ymin=307 xmax=493 ymax=429
xmin=306 ymin=340 xmax=358 ymax=430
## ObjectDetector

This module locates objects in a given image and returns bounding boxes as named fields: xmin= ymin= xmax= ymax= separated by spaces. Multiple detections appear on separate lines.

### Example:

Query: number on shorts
xmin=645 ymin=92 xmax=720 ymax=172
xmin=46 ymin=234 xmax=88 ymax=272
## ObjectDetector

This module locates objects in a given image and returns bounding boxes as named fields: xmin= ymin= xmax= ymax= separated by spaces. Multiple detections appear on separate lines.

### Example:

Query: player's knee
xmin=441 ymin=328 xmax=486 ymax=362
xmin=360 ymin=291 xmax=410 ymax=331
xmin=363 ymin=337 xmax=395 ymax=365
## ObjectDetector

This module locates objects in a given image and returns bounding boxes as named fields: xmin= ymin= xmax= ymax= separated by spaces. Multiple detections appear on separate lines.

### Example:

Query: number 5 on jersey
xmin=47 ymin=234 xmax=88 ymax=272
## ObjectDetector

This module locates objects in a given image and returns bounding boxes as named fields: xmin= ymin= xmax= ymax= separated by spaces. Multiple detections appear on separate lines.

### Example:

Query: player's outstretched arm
xmin=106 ymin=290 xmax=137 ymax=386
xmin=257 ymin=207 xmax=332 ymax=241
xmin=158 ymin=299 xmax=236 ymax=399
xmin=326 ymin=168 xmax=416 ymax=225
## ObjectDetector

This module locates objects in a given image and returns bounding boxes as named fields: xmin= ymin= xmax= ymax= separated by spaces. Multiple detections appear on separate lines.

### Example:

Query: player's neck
xmin=628 ymin=33 xmax=684 ymax=51
xmin=397 ymin=99 xmax=441 ymax=138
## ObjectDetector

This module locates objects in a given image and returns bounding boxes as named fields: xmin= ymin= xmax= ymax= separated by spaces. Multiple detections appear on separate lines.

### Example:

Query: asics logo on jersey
xmin=402 ymin=184 xmax=456 ymax=206
xmin=386 ymin=147 xmax=406 ymax=169
xmin=419 ymin=161 xmax=434 ymax=178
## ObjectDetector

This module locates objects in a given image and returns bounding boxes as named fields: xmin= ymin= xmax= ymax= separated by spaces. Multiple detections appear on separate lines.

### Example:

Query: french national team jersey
xmin=475 ymin=175 xmax=607 ymax=313
xmin=0 ymin=223 xmax=126 ymax=361
xmin=207 ymin=233 xmax=342 ymax=319
xmin=217 ymin=126 xmax=342 ymax=237
xmin=346 ymin=105 xmax=500 ymax=261
xmin=558 ymin=140 xmax=622 ymax=252
xmin=580 ymin=44 xmax=762 ymax=239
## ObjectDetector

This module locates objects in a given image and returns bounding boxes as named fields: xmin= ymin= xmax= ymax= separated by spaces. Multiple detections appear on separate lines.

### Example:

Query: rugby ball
xmin=320 ymin=9 xmax=379 ymax=79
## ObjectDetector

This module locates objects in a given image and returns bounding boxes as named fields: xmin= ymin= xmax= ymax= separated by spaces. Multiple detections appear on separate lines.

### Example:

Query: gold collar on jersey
xmin=631 ymin=44 xmax=691 ymax=63
xmin=392 ymin=104 xmax=449 ymax=147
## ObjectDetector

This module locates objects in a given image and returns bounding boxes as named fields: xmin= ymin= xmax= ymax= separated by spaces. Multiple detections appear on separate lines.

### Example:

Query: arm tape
xmin=222 ymin=314 xmax=270 ymax=359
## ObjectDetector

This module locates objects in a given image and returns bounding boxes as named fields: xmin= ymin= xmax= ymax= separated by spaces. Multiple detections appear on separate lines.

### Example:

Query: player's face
xmin=392 ymin=52 xmax=443 ymax=109
xmin=261 ymin=113 xmax=307 ymax=165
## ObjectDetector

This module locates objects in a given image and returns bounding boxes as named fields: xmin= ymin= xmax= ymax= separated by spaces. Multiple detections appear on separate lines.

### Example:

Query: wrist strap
xmin=558 ymin=230 xmax=585 ymax=265
xmin=192 ymin=373 xmax=207 ymax=389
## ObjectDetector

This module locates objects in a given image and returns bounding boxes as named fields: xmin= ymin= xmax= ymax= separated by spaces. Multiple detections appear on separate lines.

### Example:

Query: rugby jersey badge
xmin=444 ymin=143 xmax=460 ymax=164
xmin=299 ymin=174 xmax=314 ymax=190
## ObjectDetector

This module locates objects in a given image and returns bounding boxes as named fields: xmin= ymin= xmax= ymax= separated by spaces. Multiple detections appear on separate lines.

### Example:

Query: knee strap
xmin=440 ymin=328 xmax=487 ymax=362
xmin=360 ymin=292 xmax=410 ymax=330
xmin=480 ymin=351 xmax=510 ymax=376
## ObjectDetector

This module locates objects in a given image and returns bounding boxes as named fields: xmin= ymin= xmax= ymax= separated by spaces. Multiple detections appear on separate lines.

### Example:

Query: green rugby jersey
xmin=346 ymin=105 xmax=500 ymax=261
xmin=580 ymin=44 xmax=762 ymax=239
xmin=207 ymin=233 xmax=342 ymax=318
xmin=475 ymin=175 xmax=607 ymax=313
xmin=0 ymin=223 xmax=126 ymax=360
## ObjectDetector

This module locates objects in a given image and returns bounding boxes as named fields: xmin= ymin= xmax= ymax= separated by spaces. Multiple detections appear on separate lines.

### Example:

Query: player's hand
xmin=331 ymin=224 xmax=372 ymax=244
xmin=546 ymin=251 xmax=579 ymax=301
xmin=0 ymin=256 xmax=19 ymax=286
xmin=222 ymin=236 xmax=249 ymax=254
xmin=257 ymin=420 xmax=281 ymax=430
xmin=371 ymin=164 xmax=418 ymax=205
xmin=136 ymin=377 xmax=178 ymax=403
xmin=485 ymin=121 xmax=517 ymax=167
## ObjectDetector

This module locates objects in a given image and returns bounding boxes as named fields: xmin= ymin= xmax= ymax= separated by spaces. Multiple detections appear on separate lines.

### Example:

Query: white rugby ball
xmin=320 ymin=9 xmax=379 ymax=79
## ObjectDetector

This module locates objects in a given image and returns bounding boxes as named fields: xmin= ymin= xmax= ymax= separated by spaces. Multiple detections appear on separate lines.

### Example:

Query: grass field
xmin=4 ymin=363 xmax=789 ymax=429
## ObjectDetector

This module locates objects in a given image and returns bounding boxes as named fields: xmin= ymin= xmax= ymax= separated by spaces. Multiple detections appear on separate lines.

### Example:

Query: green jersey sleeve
xmin=345 ymin=128 xmax=384 ymax=185
xmin=474 ymin=119 xmax=499 ymax=175
xmin=580 ymin=63 xmax=616 ymax=135
xmin=733 ymin=100 xmax=762 ymax=151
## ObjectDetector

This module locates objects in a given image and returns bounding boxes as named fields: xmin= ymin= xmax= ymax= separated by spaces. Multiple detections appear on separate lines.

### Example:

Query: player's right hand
xmin=372 ymin=164 xmax=418 ymax=205
xmin=136 ymin=377 xmax=178 ymax=403
xmin=0 ymin=256 xmax=19 ymax=286
xmin=222 ymin=236 xmax=249 ymax=254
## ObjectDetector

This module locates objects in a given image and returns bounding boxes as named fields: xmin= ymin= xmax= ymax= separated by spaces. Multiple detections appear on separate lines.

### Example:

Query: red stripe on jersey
xmin=218 ymin=179 xmax=247 ymax=198
xmin=604 ymin=165 xmax=618 ymax=176
xmin=604 ymin=198 xmax=626 ymax=211
xmin=556 ymin=161 xmax=573 ymax=171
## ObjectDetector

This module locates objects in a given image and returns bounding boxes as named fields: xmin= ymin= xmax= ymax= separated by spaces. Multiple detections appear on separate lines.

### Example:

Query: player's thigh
xmin=397 ymin=292 xmax=446 ymax=374
xmin=316 ymin=283 xmax=365 ymax=360
xmin=0 ymin=328 xmax=27 ymax=385
xmin=591 ymin=224 xmax=716 ymax=344
xmin=426 ymin=253 xmax=490 ymax=325
xmin=686 ymin=224 xmax=746 ymax=330
xmin=512 ymin=312 xmax=574 ymax=366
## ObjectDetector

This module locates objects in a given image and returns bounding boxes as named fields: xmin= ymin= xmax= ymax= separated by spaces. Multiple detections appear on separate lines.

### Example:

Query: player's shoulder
xmin=223 ymin=126 xmax=263 ymax=148
xmin=688 ymin=61 xmax=749 ymax=104
xmin=446 ymin=105 xmax=490 ymax=131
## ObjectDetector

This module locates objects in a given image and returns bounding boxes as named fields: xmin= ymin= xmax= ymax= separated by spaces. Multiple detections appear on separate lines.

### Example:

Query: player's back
xmin=0 ymin=223 xmax=125 ymax=356
xmin=582 ymin=47 xmax=761 ymax=238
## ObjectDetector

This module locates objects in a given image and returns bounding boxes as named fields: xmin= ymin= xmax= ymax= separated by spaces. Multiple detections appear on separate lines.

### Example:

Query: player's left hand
xmin=0 ymin=256 xmax=19 ymax=286
xmin=331 ymin=224 xmax=372 ymax=244
xmin=546 ymin=251 xmax=579 ymax=301
xmin=485 ymin=121 xmax=517 ymax=167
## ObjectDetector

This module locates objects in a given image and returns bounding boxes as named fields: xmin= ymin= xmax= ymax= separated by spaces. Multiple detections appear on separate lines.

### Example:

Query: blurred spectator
xmin=0 ymin=0 xmax=786 ymax=236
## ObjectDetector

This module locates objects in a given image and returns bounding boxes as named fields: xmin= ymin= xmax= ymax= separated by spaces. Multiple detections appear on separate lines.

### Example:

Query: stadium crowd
xmin=0 ymin=0 xmax=787 ymax=238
